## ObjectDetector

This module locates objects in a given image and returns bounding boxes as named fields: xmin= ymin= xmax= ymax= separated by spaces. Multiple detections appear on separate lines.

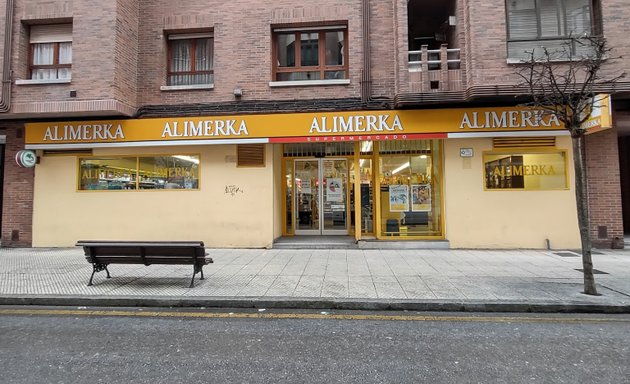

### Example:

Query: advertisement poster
xmin=412 ymin=184 xmax=431 ymax=212
xmin=326 ymin=178 xmax=343 ymax=202
xmin=389 ymin=185 xmax=409 ymax=212
xmin=301 ymin=179 xmax=312 ymax=194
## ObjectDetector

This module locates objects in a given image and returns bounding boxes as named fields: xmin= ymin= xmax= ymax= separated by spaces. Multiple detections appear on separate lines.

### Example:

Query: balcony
xmin=396 ymin=0 xmax=465 ymax=105
xmin=408 ymin=44 xmax=462 ymax=93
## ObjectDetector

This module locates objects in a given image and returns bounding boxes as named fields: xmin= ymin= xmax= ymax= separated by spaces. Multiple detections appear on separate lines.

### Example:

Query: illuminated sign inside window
xmin=78 ymin=155 xmax=199 ymax=191
xmin=483 ymin=151 xmax=568 ymax=190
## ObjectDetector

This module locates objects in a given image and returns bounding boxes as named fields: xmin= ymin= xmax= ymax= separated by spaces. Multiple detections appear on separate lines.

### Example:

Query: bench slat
xmin=84 ymin=255 xmax=211 ymax=265
xmin=77 ymin=240 xmax=204 ymax=247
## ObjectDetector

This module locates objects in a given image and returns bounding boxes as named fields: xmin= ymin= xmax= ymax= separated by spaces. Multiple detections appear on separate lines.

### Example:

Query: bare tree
xmin=517 ymin=35 xmax=625 ymax=296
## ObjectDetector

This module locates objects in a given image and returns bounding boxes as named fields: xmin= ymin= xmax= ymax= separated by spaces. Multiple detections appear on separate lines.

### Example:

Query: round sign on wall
xmin=15 ymin=150 xmax=37 ymax=168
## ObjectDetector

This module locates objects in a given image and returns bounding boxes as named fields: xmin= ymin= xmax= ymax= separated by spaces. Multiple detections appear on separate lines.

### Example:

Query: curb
xmin=2 ymin=295 xmax=630 ymax=314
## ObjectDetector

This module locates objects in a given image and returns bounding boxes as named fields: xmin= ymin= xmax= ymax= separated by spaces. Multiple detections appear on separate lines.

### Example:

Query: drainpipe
xmin=361 ymin=0 xmax=391 ymax=109
xmin=0 ymin=0 xmax=14 ymax=113
xmin=361 ymin=0 xmax=371 ymax=106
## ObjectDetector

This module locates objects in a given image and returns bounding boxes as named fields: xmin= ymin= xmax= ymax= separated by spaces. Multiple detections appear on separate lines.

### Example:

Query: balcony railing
xmin=408 ymin=44 xmax=462 ymax=93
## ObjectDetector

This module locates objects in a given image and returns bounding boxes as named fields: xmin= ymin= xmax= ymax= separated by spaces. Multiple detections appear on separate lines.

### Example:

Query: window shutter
xmin=566 ymin=0 xmax=592 ymax=35
xmin=237 ymin=144 xmax=266 ymax=167
xmin=493 ymin=137 xmax=556 ymax=149
xmin=507 ymin=0 xmax=538 ymax=40
xmin=168 ymin=33 xmax=213 ymax=40
xmin=539 ymin=0 xmax=564 ymax=37
xmin=30 ymin=24 xmax=73 ymax=43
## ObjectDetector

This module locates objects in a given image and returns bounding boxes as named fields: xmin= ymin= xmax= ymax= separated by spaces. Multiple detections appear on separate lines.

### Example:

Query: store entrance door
xmin=294 ymin=158 xmax=348 ymax=235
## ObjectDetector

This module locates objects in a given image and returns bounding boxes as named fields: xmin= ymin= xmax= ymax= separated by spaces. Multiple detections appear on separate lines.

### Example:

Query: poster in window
xmin=412 ymin=184 xmax=431 ymax=212
xmin=389 ymin=185 xmax=409 ymax=212
xmin=326 ymin=178 xmax=343 ymax=202
xmin=301 ymin=179 xmax=312 ymax=194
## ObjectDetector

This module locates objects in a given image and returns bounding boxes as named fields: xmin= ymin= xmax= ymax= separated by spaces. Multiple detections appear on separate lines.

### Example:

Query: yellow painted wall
xmin=444 ymin=136 xmax=581 ymax=249
xmin=32 ymin=145 xmax=275 ymax=247
xmin=272 ymin=144 xmax=283 ymax=240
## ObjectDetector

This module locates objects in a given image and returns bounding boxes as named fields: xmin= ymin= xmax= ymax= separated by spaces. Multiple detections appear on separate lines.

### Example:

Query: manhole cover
xmin=554 ymin=252 xmax=580 ymax=257
xmin=575 ymin=269 xmax=609 ymax=275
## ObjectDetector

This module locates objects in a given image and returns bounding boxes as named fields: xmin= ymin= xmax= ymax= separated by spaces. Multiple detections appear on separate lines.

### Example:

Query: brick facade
xmin=586 ymin=128 xmax=624 ymax=248
xmin=0 ymin=122 xmax=33 ymax=247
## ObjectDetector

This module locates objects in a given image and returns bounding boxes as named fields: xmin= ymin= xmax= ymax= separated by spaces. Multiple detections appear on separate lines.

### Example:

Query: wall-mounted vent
xmin=493 ymin=136 xmax=556 ymax=149
xmin=237 ymin=144 xmax=265 ymax=167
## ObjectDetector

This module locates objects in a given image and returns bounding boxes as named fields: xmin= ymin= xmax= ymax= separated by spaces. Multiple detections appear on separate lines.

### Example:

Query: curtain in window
xmin=193 ymin=38 xmax=213 ymax=85
xmin=169 ymin=38 xmax=213 ymax=85
xmin=170 ymin=40 xmax=191 ymax=85
xmin=31 ymin=42 xmax=72 ymax=80
xmin=32 ymin=43 xmax=54 ymax=79
xmin=58 ymin=42 xmax=72 ymax=79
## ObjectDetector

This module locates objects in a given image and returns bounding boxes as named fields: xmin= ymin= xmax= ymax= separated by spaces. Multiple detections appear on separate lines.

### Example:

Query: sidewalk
xmin=1 ymin=246 xmax=629 ymax=313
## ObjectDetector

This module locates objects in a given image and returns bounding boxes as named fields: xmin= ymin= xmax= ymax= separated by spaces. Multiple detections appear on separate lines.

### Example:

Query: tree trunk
xmin=572 ymin=134 xmax=598 ymax=295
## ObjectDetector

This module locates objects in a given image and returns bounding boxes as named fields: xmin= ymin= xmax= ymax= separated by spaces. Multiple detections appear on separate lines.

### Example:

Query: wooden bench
xmin=77 ymin=240 xmax=213 ymax=288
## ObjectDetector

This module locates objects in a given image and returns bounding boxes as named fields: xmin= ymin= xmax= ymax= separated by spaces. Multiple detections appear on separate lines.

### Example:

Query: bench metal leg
xmin=189 ymin=269 xmax=196 ymax=288
xmin=189 ymin=265 xmax=205 ymax=288
xmin=88 ymin=269 xmax=97 ymax=286
xmin=88 ymin=263 xmax=110 ymax=286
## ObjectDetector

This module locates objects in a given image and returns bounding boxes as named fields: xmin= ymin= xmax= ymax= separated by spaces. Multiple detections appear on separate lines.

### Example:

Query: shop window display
xmin=379 ymin=140 xmax=442 ymax=237
xmin=78 ymin=155 xmax=199 ymax=191
xmin=483 ymin=151 xmax=567 ymax=190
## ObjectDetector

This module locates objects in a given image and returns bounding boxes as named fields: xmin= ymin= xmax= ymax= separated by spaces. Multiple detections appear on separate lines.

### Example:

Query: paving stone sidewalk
xmin=1 ymin=247 xmax=629 ymax=312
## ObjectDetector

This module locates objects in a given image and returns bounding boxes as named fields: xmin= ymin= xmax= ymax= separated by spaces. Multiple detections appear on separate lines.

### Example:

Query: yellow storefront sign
xmin=25 ymin=106 xmax=568 ymax=148
xmin=582 ymin=94 xmax=613 ymax=135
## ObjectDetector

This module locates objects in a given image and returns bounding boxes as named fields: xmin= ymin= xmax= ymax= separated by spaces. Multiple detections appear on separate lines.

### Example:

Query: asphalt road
xmin=0 ymin=307 xmax=629 ymax=384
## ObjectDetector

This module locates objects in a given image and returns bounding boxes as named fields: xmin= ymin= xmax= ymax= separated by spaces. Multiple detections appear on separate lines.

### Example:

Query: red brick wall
xmin=585 ymin=127 xmax=624 ymax=248
xmin=3 ymin=0 xmax=628 ymax=111
xmin=0 ymin=123 xmax=33 ymax=247
xmin=9 ymin=0 xmax=138 ymax=115
xmin=136 ymin=0 xmax=378 ymax=105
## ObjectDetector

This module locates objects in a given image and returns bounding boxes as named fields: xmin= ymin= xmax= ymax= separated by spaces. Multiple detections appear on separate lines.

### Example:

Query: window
xmin=167 ymin=33 xmax=214 ymax=86
xmin=506 ymin=0 xmax=594 ymax=61
xmin=483 ymin=151 xmax=568 ymax=190
xmin=378 ymin=140 xmax=443 ymax=238
xmin=29 ymin=24 xmax=72 ymax=80
xmin=79 ymin=155 xmax=200 ymax=191
xmin=272 ymin=25 xmax=348 ymax=82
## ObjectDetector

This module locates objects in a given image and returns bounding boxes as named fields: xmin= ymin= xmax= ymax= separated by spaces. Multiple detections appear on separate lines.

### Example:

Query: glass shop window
xmin=78 ymin=155 xmax=200 ymax=191
xmin=483 ymin=151 xmax=568 ymax=190
xmin=378 ymin=140 xmax=443 ymax=237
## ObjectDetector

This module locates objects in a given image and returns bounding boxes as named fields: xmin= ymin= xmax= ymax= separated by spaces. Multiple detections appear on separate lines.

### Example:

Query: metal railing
xmin=407 ymin=44 xmax=462 ymax=92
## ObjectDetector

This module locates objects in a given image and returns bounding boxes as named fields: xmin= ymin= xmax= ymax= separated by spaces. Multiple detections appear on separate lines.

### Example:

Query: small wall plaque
xmin=460 ymin=148 xmax=473 ymax=158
